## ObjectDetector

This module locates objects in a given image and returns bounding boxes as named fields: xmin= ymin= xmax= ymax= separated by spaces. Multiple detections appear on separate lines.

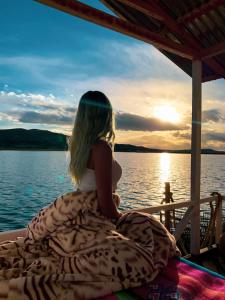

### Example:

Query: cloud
xmin=1 ymin=90 xmax=187 ymax=131
xmin=202 ymin=131 xmax=225 ymax=150
xmin=202 ymin=109 xmax=225 ymax=123
xmin=0 ymin=90 xmax=76 ymax=127
xmin=0 ymin=40 xmax=191 ymax=95
xmin=115 ymin=130 xmax=191 ymax=150
xmin=204 ymin=132 xmax=225 ymax=143
xmin=173 ymin=131 xmax=191 ymax=139
xmin=0 ymin=55 xmax=82 ymax=92
xmin=0 ymin=41 xmax=224 ymax=150
xmin=0 ymin=90 xmax=75 ymax=114
xmin=89 ymin=41 xmax=189 ymax=81
xmin=203 ymin=79 xmax=225 ymax=103
xmin=0 ymin=112 xmax=16 ymax=122
xmin=116 ymin=112 xmax=186 ymax=131
xmin=18 ymin=111 xmax=74 ymax=125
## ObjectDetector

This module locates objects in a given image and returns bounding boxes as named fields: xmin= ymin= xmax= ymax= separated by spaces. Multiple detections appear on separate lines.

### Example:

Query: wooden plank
xmin=202 ymin=74 xmax=222 ymax=82
xmin=129 ymin=200 xmax=193 ymax=214
xmin=177 ymin=0 xmax=225 ymax=23
xmin=190 ymin=60 xmax=202 ymax=255
xmin=129 ymin=195 xmax=224 ymax=214
xmin=0 ymin=228 xmax=26 ymax=243
xmin=0 ymin=196 xmax=224 ymax=245
xmin=215 ymin=195 xmax=223 ymax=243
xmin=120 ymin=0 xmax=224 ymax=80
xmin=35 ymin=0 xmax=194 ymax=59
xmin=116 ymin=0 xmax=164 ymax=21
xmin=202 ymin=41 xmax=225 ymax=59
xmin=146 ymin=1 xmax=225 ymax=79
xmin=205 ymin=58 xmax=225 ymax=78
xmin=100 ymin=0 xmax=130 ymax=21
xmin=117 ymin=0 xmax=201 ymax=57
xmin=175 ymin=206 xmax=194 ymax=241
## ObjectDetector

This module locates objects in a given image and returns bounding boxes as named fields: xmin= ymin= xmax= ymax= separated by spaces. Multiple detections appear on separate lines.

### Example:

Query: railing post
xmin=215 ymin=193 xmax=223 ymax=243
xmin=161 ymin=182 xmax=174 ymax=231
xmin=190 ymin=59 xmax=202 ymax=255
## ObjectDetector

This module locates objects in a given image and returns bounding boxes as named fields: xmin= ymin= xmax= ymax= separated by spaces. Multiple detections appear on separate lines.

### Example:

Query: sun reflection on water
xmin=160 ymin=153 xmax=171 ymax=183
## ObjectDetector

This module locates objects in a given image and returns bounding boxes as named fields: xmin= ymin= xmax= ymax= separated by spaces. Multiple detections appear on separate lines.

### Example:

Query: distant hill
xmin=0 ymin=128 xmax=68 ymax=150
xmin=0 ymin=128 xmax=224 ymax=154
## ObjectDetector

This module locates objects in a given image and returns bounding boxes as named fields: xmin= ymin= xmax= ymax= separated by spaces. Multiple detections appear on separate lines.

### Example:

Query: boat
xmin=0 ymin=0 xmax=225 ymax=299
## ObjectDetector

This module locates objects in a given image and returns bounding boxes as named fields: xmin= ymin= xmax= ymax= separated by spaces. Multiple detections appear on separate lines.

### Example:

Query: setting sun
xmin=154 ymin=105 xmax=180 ymax=123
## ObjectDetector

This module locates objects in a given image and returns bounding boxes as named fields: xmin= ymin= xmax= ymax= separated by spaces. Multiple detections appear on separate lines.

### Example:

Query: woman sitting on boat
xmin=0 ymin=91 xmax=180 ymax=300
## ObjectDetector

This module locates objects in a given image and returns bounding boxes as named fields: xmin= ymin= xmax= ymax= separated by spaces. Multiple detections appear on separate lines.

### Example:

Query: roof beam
xmin=35 ymin=0 xmax=194 ymax=59
xmin=202 ymin=41 xmax=225 ymax=59
xmin=114 ymin=0 xmax=225 ymax=60
xmin=105 ymin=0 xmax=224 ymax=79
xmin=204 ymin=57 xmax=225 ymax=78
xmin=202 ymin=74 xmax=223 ymax=82
xmin=115 ymin=1 xmax=194 ymax=46
xmin=100 ymin=0 xmax=129 ymax=21
xmin=177 ymin=0 xmax=225 ymax=24
xmin=144 ymin=1 xmax=225 ymax=79
xmin=116 ymin=0 xmax=201 ymax=57
xmin=116 ymin=0 xmax=164 ymax=21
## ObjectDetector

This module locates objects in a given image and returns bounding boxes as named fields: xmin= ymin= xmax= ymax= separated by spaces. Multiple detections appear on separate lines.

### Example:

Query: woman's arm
xmin=92 ymin=141 xmax=122 ymax=220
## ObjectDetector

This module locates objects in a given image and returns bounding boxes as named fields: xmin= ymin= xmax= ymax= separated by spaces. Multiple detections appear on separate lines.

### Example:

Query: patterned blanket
xmin=0 ymin=190 xmax=180 ymax=299
xmin=97 ymin=257 xmax=225 ymax=300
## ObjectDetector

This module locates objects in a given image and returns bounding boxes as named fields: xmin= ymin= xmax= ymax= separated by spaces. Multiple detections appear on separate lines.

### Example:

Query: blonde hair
xmin=67 ymin=91 xmax=115 ymax=184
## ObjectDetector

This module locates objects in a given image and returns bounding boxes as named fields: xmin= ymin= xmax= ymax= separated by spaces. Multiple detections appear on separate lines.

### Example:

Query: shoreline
xmin=0 ymin=148 xmax=225 ymax=155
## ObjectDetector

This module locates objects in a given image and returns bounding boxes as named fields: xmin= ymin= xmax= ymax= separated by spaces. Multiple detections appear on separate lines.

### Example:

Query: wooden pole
xmin=215 ymin=193 xmax=223 ymax=243
xmin=190 ymin=60 xmax=202 ymax=255
xmin=164 ymin=182 xmax=172 ymax=230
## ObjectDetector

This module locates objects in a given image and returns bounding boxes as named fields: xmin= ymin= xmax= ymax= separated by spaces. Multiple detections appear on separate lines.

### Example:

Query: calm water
xmin=0 ymin=151 xmax=224 ymax=231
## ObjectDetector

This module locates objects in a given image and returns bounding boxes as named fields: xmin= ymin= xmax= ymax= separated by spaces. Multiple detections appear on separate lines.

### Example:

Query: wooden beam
xmin=202 ymin=74 xmax=223 ymax=82
xmin=113 ymin=1 xmax=225 ymax=81
xmin=190 ymin=60 xmax=202 ymax=256
xmin=35 ymin=0 xmax=194 ymax=59
xmin=215 ymin=195 xmax=223 ymax=243
xmin=1 ymin=196 xmax=224 ymax=245
xmin=175 ymin=207 xmax=194 ymax=241
xmin=130 ymin=200 xmax=193 ymax=214
xmin=146 ymin=1 xmax=225 ymax=79
xmin=116 ymin=0 xmax=201 ymax=58
xmin=186 ymin=19 xmax=225 ymax=78
xmin=0 ymin=228 xmax=27 ymax=243
xmin=129 ymin=195 xmax=223 ymax=215
xmin=116 ymin=0 xmax=164 ymax=21
xmin=202 ymin=41 xmax=225 ymax=59
xmin=177 ymin=0 xmax=225 ymax=24
xmin=100 ymin=0 xmax=129 ymax=21
xmin=205 ymin=58 xmax=225 ymax=78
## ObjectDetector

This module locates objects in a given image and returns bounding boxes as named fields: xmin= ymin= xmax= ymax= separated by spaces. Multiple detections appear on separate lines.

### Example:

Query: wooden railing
xmin=133 ymin=194 xmax=225 ymax=244
xmin=0 ymin=194 xmax=224 ymax=253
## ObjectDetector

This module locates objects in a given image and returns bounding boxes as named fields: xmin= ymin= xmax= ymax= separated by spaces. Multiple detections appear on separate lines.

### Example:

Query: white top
xmin=77 ymin=160 xmax=122 ymax=192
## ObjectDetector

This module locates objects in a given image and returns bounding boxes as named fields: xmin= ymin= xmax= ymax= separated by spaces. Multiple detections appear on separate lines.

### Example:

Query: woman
xmin=67 ymin=91 xmax=122 ymax=221
xmin=0 ymin=91 xmax=180 ymax=300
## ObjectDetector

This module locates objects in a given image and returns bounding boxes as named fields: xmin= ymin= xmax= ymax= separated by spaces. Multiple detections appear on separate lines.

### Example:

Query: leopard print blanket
xmin=0 ymin=190 xmax=180 ymax=299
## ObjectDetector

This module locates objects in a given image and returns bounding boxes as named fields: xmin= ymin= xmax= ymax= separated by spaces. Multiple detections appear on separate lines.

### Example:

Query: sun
xmin=154 ymin=105 xmax=180 ymax=123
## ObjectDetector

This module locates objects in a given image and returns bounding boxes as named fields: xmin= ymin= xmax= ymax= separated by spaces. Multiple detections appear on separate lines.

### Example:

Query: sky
xmin=0 ymin=0 xmax=225 ymax=150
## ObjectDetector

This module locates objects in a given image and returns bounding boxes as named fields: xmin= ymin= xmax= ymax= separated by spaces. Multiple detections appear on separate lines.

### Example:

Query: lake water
xmin=0 ymin=151 xmax=224 ymax=232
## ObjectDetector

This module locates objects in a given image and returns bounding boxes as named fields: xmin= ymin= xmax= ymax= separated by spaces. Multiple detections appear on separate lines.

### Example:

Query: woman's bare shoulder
xmin=92 ymin=140 xmax=112 ymax=153
xmin=88 ymin=141 xmax=111 ymax=169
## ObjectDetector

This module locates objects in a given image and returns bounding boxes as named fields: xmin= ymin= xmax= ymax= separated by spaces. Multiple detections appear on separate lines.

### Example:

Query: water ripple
xmin=0 ymin=151 xmax=224 ymax=231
